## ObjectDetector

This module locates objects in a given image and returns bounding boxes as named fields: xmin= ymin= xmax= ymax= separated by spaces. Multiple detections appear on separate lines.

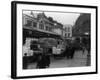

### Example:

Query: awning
xmin=23 ymin=28 xmax=63 ymax=40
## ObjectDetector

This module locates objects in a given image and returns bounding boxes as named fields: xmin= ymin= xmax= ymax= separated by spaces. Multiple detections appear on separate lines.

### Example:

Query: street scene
xmin=22 ymin=10 xmax=91 ymax=69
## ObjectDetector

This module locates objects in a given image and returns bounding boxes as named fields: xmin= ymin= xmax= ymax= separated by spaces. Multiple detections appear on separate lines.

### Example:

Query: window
xmin=33 ymin=22 xmax=37 ymax=28
xmin=65 ymin=33 xmax=67 ymax=37
xmin=39 ymin=23 xmax=44 ymax=30
xmin=46 ymin=26 xmax=51 ymax=31
xmin=46 ymin=26 xmax=48 ymax=31
xmin=68 ymin=33 xmax=70 ymax=37
xmin=49 ymin=27 xmax=52 ymax=31
xmin=24 ymin=19 xmax=32 ymax=27
xmin=68 ymin=27 xmax=70 ymax=32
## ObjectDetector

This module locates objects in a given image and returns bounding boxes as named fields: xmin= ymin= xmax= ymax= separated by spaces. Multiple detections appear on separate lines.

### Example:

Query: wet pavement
xmin=27 ymin=50 xmax=89 ymax=69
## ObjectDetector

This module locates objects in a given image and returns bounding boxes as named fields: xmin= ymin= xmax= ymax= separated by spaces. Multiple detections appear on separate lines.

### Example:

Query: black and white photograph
xmin=22 ymin=10 xmax=91 ymax=69
xmin=11 ymin=1 xmax=97 ymax=79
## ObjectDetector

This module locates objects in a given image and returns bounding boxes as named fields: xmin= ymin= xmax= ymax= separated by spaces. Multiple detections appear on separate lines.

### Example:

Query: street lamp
xmin=84 ymin=32 xmax=89 ymax=35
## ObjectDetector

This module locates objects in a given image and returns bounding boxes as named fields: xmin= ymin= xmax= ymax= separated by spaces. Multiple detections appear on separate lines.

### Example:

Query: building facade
xmin=52 ymin=22 xmax=63 ymax=36
xmin=63 ymin=25 xmax=72 ymax=38
xmin=72 ymin=13 xmax=90 ymax=37
xmin=23 ymin=11 xmax=64 ymax=45
xmin=23 ymin=12 xmax=64 ymax=36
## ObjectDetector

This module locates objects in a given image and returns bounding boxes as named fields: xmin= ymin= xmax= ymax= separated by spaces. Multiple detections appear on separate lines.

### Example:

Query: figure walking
xmin=36 ymin=54 xmax=50 ymax=69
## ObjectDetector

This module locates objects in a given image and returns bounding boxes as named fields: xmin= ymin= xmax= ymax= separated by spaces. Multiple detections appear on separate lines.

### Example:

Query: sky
xmin=23 ymin=11 xmax=80 ymax=26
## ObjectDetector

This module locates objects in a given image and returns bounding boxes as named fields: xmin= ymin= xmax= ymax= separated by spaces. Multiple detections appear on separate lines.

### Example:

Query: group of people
xmin=63 ymin=37 xmax=90 ymax=59
xmin=36 ymin=54 xmax=50 ymax=69
xmin=63 ymin=46 xmax=75 ymax=59
xmin=60 ymin=41 xmax=76 ymax=59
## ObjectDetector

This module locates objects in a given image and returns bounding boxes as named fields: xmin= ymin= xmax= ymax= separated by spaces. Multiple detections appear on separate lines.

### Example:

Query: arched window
xmin=39 ymin=21 xmax=44 ymax=30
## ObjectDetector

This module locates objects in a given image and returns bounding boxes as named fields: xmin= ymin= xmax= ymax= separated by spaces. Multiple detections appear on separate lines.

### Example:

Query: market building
xmin=22 ymin=11 xmax=64 ymax=56
xmin=23 ymin=12 xmax=63 ymax=39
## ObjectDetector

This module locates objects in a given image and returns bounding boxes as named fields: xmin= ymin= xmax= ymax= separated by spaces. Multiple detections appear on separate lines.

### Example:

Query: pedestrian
xmin=66 ymin=46 xmax=71 ymax=59
xmin=82 ymin=46 xmax=86 ymax=54
xmin=70 ymin=46 xmax=75 ymax=59
xmin=36 ymin=54 xmax=49 ymax=69
xmin=45 ymin=54 xmax=50 ymax=68
xmin=36 ymin=48 xmax=50 ymax=69
xmin=43 ymin=48 xmax=50 ymax=68
xmin=36 ymin=54 xmax=45 ymax=69
xmin=23 ymin=53 xmax=28 ymax=69
xmin=46 ymin=48 xmax=51 ymax=67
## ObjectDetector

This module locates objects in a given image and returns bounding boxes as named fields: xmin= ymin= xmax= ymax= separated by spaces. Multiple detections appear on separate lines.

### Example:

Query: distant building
xmin=72 ymin=13 xmax=90 ymax=37
xmin=72 ymin=13 xmax=91 ymax=44
xmin=63 ymin=25 xmax=72 ymax=38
